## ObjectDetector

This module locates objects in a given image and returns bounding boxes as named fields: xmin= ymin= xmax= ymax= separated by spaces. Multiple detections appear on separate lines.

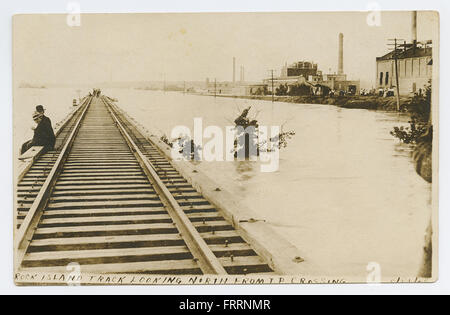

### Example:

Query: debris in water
xmin=293 ymin=256 xmax=305 ymax=263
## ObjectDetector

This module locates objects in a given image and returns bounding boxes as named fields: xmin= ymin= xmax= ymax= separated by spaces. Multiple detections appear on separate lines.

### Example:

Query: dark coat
xmin=32 ymin=115 xmax=55 ymax=151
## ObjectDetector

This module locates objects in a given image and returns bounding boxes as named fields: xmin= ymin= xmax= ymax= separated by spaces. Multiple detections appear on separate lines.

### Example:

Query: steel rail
xmin=15 ymin=97 xmax=93 ymax=267
xmin=16 ymin=97 xmax=92 ymax=183
xmin=103 ymin=99 xmax=227 ymax=275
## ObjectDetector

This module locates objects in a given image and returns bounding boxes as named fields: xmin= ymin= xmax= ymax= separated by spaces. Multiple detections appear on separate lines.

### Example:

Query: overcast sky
xmin=13 ymin=11 xmax=438 ymax=88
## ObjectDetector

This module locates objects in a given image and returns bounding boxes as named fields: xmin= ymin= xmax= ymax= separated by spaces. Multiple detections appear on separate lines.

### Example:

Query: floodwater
xmin=106 ymin=89 xmax=432 ymax=279
xmin=14 ymin=88 xmax=432 ymax=278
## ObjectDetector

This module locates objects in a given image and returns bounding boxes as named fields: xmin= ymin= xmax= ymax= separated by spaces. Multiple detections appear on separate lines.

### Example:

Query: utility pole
xmin=388 ymin=38 xmax=404 ymax=111
xmin=269 ymin=70 xmax=275 ymax=103
xmin=393 ymin=39 xmax=401 ymax=111
xmin=183 ymin=81 xmax=186 ymax=95
xmin=214 ymin=78 xmax=217 ymax=98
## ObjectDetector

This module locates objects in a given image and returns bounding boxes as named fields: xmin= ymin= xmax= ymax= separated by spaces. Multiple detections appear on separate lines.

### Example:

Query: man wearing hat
xmin=20 ymin=105 xmax=56 ymax=155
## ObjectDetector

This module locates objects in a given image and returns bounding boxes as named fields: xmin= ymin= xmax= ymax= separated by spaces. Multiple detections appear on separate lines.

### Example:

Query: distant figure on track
xmin=20 ymin=105 xmax=56 ymax=155
xmin=92 ymin=88 xmax=101 ymax=97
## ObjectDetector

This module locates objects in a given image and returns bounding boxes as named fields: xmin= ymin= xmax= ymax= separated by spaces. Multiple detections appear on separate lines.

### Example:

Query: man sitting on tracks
xmin=20 ymin=105 xmax=56 ymax=155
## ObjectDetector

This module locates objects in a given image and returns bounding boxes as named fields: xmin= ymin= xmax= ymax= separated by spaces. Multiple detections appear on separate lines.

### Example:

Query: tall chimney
xmin=233 ymin=57 xmax=236 ymax=83
xmin=411 ymin=11 xmax=418 ymax=47
xmin=338 ymin=33 xmax=344 ymax=75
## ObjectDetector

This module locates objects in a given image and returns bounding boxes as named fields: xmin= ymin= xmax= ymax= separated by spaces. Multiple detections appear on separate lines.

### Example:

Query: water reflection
xmin=393 ymin=143 xmax=413 ymax=158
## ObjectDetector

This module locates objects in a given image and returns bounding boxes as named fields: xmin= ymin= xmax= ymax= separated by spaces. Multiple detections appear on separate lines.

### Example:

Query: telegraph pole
xmin=269 ymin=70 xmax=275 ymax=103
xmin=214 ymin=78 xmax=217 ymax=98
xmin=393 ymin=39 xmax=401 ymax=111
xmin=388 ymin=38 xmax=404 ymax=111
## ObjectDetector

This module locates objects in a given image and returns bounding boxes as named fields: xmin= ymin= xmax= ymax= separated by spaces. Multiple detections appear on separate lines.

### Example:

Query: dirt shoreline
xmin=194 ymin=93 xmax=413 ymax=111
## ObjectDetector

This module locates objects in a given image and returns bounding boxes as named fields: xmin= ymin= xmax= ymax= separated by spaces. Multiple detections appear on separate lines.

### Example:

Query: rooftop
xmin=284 ymin=61 xmax=318 ymax=69
xmin=376 ymin=44 xmax=432 ymax=61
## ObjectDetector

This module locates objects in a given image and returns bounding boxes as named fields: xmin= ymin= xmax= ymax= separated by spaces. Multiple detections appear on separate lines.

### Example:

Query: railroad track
xmin=15 ymin=95 xmax=274 ymax=276
xmin=16 ymin=96 xmax=92 ymax=229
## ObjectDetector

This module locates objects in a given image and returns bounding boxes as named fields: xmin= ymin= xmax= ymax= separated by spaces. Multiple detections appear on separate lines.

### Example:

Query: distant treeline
xmin=135 ymin=85 xmax=185 ymax=92
xmin=19 ymin=83 xmax=46 ymax=89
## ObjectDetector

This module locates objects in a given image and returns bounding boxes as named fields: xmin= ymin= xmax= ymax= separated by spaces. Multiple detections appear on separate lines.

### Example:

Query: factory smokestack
xmin=240 ymin=66 xmax=245 ymax=82
xmin=411 ymin=11 xmax=418 ymax=46
xmin=338 ymin=33 xmax=344 ymax=75
xmin=233 ymin=57 xmax=236 ymax=83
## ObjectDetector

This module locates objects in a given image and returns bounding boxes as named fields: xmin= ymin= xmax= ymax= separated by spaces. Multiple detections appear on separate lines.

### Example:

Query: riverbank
xmin=195 ymin=93 xmax=412 ymax=111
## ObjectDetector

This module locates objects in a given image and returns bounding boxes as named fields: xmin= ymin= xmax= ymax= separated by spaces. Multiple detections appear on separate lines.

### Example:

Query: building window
xmin=380 ymin=72 xmax=384 ymax=86
xmin=385 ymin=72 xmax=389 ymax=86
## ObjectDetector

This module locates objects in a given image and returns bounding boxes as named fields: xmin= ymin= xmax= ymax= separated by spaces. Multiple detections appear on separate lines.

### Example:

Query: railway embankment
xmin=16 ymin=95 xmax=286 ymax=280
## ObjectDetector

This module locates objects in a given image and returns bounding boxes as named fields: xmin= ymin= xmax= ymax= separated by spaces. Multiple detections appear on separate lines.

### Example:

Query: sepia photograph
xmin=12 ymin=9 xmax=439 ymax=286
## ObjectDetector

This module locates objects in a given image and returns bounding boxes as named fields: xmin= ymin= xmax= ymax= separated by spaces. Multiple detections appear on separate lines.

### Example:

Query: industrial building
xmin=204 ymin=67 xmax=247 ymax=95
xmin=376 ymin=44 xmax=432 ymax=95
xmin=281 ymin=61 xmax=319 ymax=78
xmin=203 ymin=32 xmax=362 ymax=97
xmin=376 ymin=12 xmax=432 ymax=96
xmin=204 ymin=58 xmax=256 ymax=96
xmin=261 ymin=33 xmax=360 ymax=96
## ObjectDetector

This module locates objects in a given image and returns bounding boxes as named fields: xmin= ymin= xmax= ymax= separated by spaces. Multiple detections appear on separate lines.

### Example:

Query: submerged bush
xmin=391 ymin=81 xmax=432 ymax=144
xmin=390 ymin=119 xmax=429 ymax=144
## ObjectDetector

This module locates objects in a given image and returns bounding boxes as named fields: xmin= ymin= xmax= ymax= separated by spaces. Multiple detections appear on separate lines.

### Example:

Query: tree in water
xmin=390 ymin=81 xmax=432 ymax=145
xmin=177 ymin=135 xmax=202 ymax=161
xmin=160 ymin=134 xmax=201 ymax=161
xmin=233 ymin=106 xmax=259 ymax=159
xmin=231 ymin=106 xmax=295 ymax=158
